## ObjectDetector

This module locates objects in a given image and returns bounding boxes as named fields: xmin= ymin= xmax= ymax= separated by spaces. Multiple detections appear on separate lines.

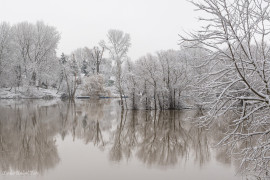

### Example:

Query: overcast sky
xmin=0 ymin=0 xmax=200 ymax=60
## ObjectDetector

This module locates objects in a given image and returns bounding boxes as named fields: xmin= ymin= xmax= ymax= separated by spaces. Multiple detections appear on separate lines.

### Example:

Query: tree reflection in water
xmin=0 ymin=100 xmax=60 ymax=174
xmin=0 ymin=99 xmax=250 ymax=177
xmin=109 ymin=110 xmax=211 ymax=168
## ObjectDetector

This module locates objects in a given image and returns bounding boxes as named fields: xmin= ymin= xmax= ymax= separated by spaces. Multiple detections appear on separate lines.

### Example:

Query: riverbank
xmin=0 ymin=86 xmax=119 ymax=99
xmin=0 ymin=87 xmax=61 ymax=99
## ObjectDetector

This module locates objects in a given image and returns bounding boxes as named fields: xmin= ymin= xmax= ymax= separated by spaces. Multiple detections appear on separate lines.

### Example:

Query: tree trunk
xmin=162 ymin=92 xmax=164 ymax=110
xmin=132 ymin=91 xmax=135 ymax=109
xmin=154 ymin=81 xmax=157 ymax=110
xmin=173 ymin=89 xmax=176 ymax=109
xmin=119 ymin=85 xmax=123 ymax=109
xmin=123 ymin=90 xmax=128 ymax=109
xmin=158 ymin=94 xmax=162 ymax=110
xmin=71 ymin=73 xmax=77 ymax=98
xmin=146 ymin=97 xmax=148 ymax=110
xmin=96 ymin=62 xmax=100 ymax=74
xmin=178 ymin=90 xmax=181 ymax=109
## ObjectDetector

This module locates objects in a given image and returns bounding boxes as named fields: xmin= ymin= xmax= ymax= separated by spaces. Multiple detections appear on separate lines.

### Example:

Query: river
xmin=0 ymin=99 xmax=243 ymax=180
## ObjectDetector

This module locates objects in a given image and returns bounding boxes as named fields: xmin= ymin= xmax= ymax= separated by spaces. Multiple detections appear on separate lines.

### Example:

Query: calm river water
xmin=0 ymin=99 xmax=243 ymax=180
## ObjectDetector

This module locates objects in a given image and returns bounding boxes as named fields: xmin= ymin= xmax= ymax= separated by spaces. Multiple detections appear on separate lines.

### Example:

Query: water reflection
xmin=0 ymin=99 xmax=233 ymax=176
xmin=0 ymin=100 xmax=60 ymax=174
xmin=108 ymin=110 xmax=211 ymax=167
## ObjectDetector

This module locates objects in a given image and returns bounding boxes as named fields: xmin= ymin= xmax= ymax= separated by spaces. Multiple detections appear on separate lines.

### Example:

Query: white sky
xmin=0 ymin=0 xmax=200 ymax=60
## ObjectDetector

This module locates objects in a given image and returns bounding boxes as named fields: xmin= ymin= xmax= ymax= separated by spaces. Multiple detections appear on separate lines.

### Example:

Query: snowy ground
xmin=0 ymin=87 xmax=61 ymax=99
xmin=0 ymin=86 xmax=120 ymax=99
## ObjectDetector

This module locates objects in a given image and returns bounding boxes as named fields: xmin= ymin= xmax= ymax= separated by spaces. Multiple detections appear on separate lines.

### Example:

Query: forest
xmin=0 ymin=21 xmax=202 ymax=110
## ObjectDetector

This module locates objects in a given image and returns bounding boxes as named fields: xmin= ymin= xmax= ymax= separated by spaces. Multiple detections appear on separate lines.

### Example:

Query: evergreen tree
xmin=60 ymin=53 xmax=67 ymax=64
xmin=81 ymin=59 xmax=89 ymax=76
xmin=70 ymin=54 xmax=79 ymax=76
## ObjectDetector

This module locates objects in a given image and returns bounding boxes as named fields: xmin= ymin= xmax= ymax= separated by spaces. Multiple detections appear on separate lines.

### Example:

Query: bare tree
xmin=0 ymin=23 xmax=12 ymax=75
xmin=63 ymin=54 xmax=79 ymax=99
xmin=123 ymin=59 xmax=140 ymax=109
xmin=100 ymin=29 xmax=131 ymax=108
xmin=123 ymin=50 xmax=191 ymax=110
xmin=136 ymin=54 xmax=161 ymax=110
xmin=90 ymin=46 xmax=104 ymax=74
xmin=13 ymin=21 xmax=60 ymax=87
xmin=181 ymin=0 xmax=270 ymax=177
xmin=0 ymin=22 xmax=15 ymax=87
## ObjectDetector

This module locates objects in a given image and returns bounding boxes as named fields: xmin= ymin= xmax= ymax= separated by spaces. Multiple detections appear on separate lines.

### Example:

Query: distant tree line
xmin=0 ymin=22 xmax=202 ymax=110
xmin=122 ymin=49 xmax=200 ymax=110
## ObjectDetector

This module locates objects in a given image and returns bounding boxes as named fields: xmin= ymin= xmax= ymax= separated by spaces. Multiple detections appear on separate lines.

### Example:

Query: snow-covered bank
xmin=0 ymin=87 xmax=61 ymax=99
xmin=0 ymin=86 xmax=120 ymax=99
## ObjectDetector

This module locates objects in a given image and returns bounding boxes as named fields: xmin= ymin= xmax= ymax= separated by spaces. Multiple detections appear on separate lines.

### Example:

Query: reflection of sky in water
xmin=0 ymin=99 xmax=242 ymax=180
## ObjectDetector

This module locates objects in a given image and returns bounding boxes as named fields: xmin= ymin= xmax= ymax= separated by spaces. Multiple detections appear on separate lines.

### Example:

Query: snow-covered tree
xmin=181 ymin=0 xmax=270 ymax=177
xmin=100 ymin=29 xmax=131 ymax=108
xmin=0 ymin=21 xmax=60 ymax=90
xmin=0 ymin=22 xmax=15 ymax=87
xmin=60 ymin=53 xmax=67 ymax=64
xmin=13 ymin=21 xmax=60 ymax=86
xmin=90 ymin=46 xmax=104 ymax=74
xmin=123 ymin=50 xmax=191 ymax=110
xmin=122 ymin=59 xmax=140 ymax=109
xmin=82 ymin=74 xmax=110 ymax=97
